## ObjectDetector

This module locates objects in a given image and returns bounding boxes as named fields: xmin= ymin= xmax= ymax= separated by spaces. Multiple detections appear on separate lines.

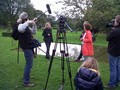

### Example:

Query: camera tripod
xmin=43 ymin=30 xmax=73 ymax=90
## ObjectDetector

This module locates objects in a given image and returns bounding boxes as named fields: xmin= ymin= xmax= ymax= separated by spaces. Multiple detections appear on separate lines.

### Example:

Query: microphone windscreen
xmin=46 ymin=4 xmax=51 ymax=14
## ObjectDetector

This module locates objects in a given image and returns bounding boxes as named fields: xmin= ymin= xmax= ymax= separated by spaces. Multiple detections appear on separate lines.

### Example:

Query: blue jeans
xmin=45 ymin=42 xmax=51 ymax=58
xmin=108 ymin=54 xmax=120 ymax=86
xmin=23 ymin=49 xmax=33 ymax=84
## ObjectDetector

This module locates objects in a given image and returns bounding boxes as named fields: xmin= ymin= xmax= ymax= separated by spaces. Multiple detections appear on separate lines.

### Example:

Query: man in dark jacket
xmin=18 ymin=12 xmax=37 ymax=87
xmin=105 ymin=15 xmax=120 ymax=89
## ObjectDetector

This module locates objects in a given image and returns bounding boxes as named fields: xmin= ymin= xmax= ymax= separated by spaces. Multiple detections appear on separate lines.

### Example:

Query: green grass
xmin=0 ymin=29 xmax=120 ymax=90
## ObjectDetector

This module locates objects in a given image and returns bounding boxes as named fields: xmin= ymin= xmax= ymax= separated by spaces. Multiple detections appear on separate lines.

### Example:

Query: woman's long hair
xmin=44 ymin=22 xmax=51 ymax=29
xmin=79 ymin=57 xmax=100 ymax=74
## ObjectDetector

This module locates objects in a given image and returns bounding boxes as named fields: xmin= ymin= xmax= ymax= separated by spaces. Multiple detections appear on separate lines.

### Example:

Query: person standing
xmin=42 ymin=22 xmax=53 ymax=59
xmin=105 ymin=15 xmax=120 ymax=89
xmin=74 ymin=21 xmax=90 ymax=62
xmin=74 ymin=57 xmax=104 ymax=90
xmin=74 ymin=31 xmax=85 ymax=62
xmin=81 ymin=21 xmax=94 ymax=61
xmin=18 ymin=12 xmax=37 ymax=87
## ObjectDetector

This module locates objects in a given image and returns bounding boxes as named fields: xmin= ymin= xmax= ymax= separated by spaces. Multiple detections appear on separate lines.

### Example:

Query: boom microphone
xmin=36 ymin=4 xmax=52 ymax=19
xmin=46 ymin=4 xmax=51 ymax=14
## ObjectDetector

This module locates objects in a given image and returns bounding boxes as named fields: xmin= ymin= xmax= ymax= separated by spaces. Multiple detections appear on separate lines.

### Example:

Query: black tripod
xmin=44 ymin=30 xmax=73 ymax=90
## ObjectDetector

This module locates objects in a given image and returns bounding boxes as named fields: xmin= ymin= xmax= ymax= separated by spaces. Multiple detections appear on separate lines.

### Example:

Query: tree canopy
xmin=1 ymin=0 xmax=120 ymax=33
xmin=57 ymin=0 xmax=120 ymax=32
xmin=0 ymin=0 xmax=55 ymax=28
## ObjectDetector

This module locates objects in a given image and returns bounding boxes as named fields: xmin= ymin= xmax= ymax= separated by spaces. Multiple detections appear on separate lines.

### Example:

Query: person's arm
xmin=51 ymin=29 xmax=53 ymax=42
xmin=29 ymin=24 xmax=37 ymax=34
xmin=42 ymin=29 xmax=50 ymax=37
xmin=79 ymin=31 xmax=85 ymax=41
xmin=42 ymin=29 xmax=45 ymax=36
xmin=106 ymin=30 xmax=116 ymax=41
xmin=18 ymin=22 xmax=29 ymax=33
xmin=83 ymin=31 xmax=92 ymax=43
xmin=18 ymin=20 xmax=35 ymax=33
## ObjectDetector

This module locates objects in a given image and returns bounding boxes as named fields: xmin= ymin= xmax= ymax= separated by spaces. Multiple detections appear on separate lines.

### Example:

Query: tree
xmin=57 ymin=0 xmax=120 ymax=32
xmin=84 ymin=0 xmax=120 ymax=32
xmin=56 ymin=0 xmax=92 ymax=18
xmin=0 ymin=0 xmax=56 ymax=30
xmin=0 ymin=0 xmax=34 ymax=26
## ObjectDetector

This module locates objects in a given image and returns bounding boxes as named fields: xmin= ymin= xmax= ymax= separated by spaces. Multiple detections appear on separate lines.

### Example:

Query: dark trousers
xmin=77 ymin=50 xmax=82 ymax=60
xmin=23 ymin=49 xmax=33 ymax=84
xmin=45 ymin=42 xmax=51 ymax=58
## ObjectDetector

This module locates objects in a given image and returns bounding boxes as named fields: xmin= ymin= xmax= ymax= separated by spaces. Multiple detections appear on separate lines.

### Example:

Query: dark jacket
xmin=42 ymin=28 xmax=53 ymax=42
xmin=74 ymin=67 xmax=104 ymax=90
xmin=106 ymin=27 xmax=120 ymax=56
xmin=19 ymin=27 xmax=33 ymax=49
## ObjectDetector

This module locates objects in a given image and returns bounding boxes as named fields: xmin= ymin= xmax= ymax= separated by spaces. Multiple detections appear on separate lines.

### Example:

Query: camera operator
xmin=105 ymin=15 xmax=120 ymax=89
xmin=18 ymin=12 xmax=37 ymax=87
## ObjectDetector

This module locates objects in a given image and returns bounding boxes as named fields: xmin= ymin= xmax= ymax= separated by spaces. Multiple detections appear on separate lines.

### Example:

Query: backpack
xmin=11 ymin=23 xmax=19 ymax=40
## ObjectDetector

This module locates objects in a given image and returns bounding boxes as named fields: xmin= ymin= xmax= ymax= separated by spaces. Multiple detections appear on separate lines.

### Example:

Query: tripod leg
xmin=17 ymin=41 xmax=19 ymax=63
xmin=60 ymin=33 xmax=66 ymax=89
xmin=66 ymin=57 xmax=73 ymax=90
xmin=44 ymin=38 xmax=58 ymax=90
xmin=64 ymin=34 xmax=73 ymax=90
xmin=58 ymin=50 xmax=65 ymax=90
xmin=58 ymin=32 xmax=68 ymax=90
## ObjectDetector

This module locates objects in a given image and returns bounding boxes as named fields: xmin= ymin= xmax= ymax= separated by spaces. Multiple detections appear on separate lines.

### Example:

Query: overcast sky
xmin=31 ymin=0 xmax=63 ymax=16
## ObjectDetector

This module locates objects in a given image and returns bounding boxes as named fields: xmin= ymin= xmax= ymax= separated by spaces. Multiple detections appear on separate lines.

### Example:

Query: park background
xmin=0 ymin=0 xmax=120 ymax=90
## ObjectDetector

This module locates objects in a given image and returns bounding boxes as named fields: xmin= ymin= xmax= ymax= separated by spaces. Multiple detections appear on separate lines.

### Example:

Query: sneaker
xmin=23 ymin=83 xmax=35 ymax=87
xmin=104 ymin=85 xmax=117 ymax=90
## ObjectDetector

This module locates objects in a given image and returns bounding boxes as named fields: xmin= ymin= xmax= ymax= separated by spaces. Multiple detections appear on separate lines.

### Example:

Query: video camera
xmin=58 ymin=16 xmax=66 ymax=33
xmin=106 ymin=19 xmax=115 ymax=28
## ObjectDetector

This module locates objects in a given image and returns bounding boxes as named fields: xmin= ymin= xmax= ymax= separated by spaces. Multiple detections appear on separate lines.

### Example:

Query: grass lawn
xmin=0 ymin=29 xmax=120 ymax=90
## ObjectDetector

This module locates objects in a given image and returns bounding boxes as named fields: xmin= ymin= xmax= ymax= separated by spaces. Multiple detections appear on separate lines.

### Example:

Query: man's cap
xmin=19 ymin=12 xmax=28 ymax=19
